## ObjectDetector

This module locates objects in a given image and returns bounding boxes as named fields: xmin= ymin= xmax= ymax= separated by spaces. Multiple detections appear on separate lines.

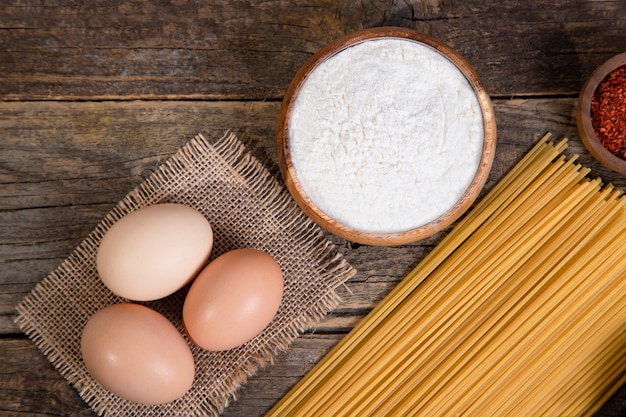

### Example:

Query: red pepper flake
xmin=590 ymin=65 xmax=626 ymax=160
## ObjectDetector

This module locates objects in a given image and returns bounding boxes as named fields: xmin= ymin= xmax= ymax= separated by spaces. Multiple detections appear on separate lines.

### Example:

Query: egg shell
xmin=182 ymin=248 xmax=284 ymax=351
xmin=96 ymin=203 xmax=213 ymax=301
xmin=80 ymin=303 xmax=195 ymax=405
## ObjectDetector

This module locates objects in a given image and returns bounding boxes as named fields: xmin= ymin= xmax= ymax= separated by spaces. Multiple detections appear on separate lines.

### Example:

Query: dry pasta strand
xmin=265 ymin=135 xmax=626 ymax=417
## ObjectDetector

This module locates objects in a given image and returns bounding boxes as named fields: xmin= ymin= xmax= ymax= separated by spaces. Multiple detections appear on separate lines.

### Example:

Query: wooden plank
xmin=0 ymin=338 xmax=97 ymax=416
xmin=3 ymin=1 xmax=626 ymax=415
xmin=2 ymin=327 xmax=626 ymax=416
xmin=2 ymin=0 xmax=626 ymax=100
xmin=0 ymin=335 xmax=340 ymax=417
xmin=0 ymin=100 xmax=281 ymax=335
xmin=2 ymin=99 xmax=625 ymax=416
xmin=0 ymin=100 xmax=281 ymax=211
xmin=3 ymin=98 xmax=626 ymax=335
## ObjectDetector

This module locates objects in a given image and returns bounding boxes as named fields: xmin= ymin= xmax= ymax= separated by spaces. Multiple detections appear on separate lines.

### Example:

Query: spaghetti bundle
xmin=266 ymin=134 xmax=626 ymax=417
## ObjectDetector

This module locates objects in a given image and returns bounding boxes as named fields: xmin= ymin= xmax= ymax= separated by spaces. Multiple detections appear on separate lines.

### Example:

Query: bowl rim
xmin=276 ymin=27 xmax=497 ymax=246
xmin=577 ymin=51 xmax=626 ymax=175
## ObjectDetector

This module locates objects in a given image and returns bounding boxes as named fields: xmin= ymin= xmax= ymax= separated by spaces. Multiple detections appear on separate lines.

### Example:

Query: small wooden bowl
xmin=276 ymin=27 xmax=497 ymax=246
xmin=577 ymin=52 xmax=626 ymax=174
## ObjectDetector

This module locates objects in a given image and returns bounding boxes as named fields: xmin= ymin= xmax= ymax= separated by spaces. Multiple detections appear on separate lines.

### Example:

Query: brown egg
xmin=81 ymin=303 xmax=195 ymax=405
xmin=96 ymin=203 xmax=213 ymax=301
xmin=182 ymin=248 xmax=284 ymax=351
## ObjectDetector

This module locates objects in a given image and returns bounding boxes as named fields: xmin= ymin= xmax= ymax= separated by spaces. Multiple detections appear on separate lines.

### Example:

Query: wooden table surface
xmin=2 ymin=1 xmax=626 ymax=416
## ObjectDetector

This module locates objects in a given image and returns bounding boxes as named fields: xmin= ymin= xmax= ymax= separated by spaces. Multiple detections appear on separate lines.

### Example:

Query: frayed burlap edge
xmin=15 ymin=131 xmax=357 ymax=417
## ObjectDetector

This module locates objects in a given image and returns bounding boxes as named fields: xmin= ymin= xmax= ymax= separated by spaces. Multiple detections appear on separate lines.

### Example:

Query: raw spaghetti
xmin=265 ymin=133 xmax=626 ymax=417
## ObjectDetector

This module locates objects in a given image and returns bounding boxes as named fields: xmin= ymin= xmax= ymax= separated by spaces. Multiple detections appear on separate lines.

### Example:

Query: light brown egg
xmin=96 ymin=203 xmax=213 ymax=301
xmin=81 ymin=303 xmax=195 ymax=405
xmin=182 ymin=248 xmax=284 ymax=351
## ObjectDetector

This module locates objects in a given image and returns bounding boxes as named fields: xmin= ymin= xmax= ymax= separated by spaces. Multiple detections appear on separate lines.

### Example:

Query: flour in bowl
xmin=288 ymin=38 xmax=485 ymax=235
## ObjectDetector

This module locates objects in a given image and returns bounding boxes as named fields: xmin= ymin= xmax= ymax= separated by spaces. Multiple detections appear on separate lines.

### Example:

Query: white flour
xmin=288 ymin=38 xmax=484 ymax=235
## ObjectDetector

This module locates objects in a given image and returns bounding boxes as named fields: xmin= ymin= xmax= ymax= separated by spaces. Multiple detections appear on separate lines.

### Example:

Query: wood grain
xmin=3 ymin=98 xmax=626 ymax=335
xmin=2 ymin=0 xmax=626 ymax=415
xmin=2 ymin=0 xmax=626 ymax=100
xmin=2 ymin=99 xmax=625 ymax=416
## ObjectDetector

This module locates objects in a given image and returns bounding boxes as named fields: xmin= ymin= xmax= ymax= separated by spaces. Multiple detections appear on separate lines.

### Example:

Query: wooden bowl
xmin=577 ymin=52 xmax=626 ymax=174
xmin=276 ymin=27 xmax=497 ymax=246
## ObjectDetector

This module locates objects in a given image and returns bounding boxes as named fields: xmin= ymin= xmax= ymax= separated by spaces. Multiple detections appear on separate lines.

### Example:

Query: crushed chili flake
xmin=591 ymin=64 xmax=626 ymax=160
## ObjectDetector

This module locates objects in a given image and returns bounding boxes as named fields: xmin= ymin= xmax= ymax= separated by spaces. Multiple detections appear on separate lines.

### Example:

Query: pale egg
xmin=80 ymin=303 xmax=195 ymax=404
xmin=182 ymin=248 xmax=284 ymax=351
xmin=96 ymin=203 xmax=213 ymax=301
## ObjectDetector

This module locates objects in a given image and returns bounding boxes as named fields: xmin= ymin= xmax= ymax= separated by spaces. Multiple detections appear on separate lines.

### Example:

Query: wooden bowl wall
xmin=276 ymin=27 xmax=497 ymax=246
xmin=577 ymin=52 xmax=626 ymax=175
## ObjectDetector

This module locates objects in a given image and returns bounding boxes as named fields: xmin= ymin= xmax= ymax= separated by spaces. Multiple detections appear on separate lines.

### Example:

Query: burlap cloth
xmin=15 ymin=131 xmax=356 ymax=417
